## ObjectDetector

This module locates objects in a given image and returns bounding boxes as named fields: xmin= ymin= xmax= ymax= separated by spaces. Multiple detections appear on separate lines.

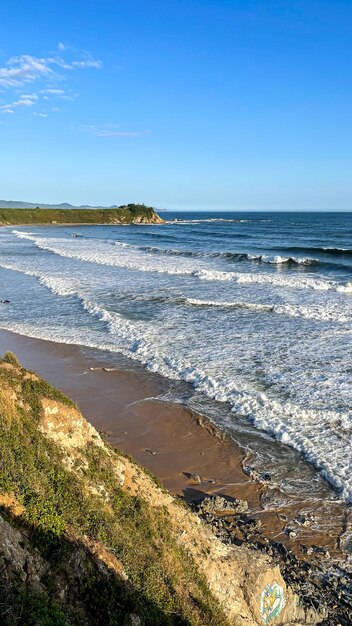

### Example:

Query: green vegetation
xmin=0 ymin=356 xmax=229 ymax=626
xmin=0 ymin=204 xmax=163 ymax=226
xmin=0 ymin=587 xmax=69 ymax=626
xmin=3 ymin=351 xmax=21 ymax=366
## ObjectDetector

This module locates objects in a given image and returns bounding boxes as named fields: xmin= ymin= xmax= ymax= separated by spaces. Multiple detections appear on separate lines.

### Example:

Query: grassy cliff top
xmin=0 ymin=204 xmax=164 ymax=226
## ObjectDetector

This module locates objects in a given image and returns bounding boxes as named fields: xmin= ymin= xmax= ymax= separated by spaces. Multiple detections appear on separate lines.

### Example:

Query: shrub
xmin=3 ymin=351 xmax=21 ymax=367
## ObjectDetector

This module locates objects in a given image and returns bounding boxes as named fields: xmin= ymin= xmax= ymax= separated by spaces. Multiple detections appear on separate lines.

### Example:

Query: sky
xmin=1 ymin=0 xmax=352 ymax=211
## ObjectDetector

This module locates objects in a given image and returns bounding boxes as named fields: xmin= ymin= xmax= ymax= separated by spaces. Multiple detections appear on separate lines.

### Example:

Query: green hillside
xmin=0 ymin=204 xmax=164 ymax=225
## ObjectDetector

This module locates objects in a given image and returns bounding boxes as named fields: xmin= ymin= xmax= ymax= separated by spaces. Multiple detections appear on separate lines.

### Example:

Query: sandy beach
xmin=0 ymin=328 xmax=350 ymax=573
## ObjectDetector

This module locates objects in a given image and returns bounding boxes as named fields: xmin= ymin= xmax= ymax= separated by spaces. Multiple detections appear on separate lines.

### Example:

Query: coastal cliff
xmin=0 ymin=204 xmax=164 ymax=226
xmin=0 ymin=353 xmax=324 ymax=626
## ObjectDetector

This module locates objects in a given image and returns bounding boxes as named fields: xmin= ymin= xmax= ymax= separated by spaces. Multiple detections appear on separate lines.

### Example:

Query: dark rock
xmin=295 ymin=514 xmax=315 ymax=527
xmin=183 ymin=472 xmax=202 ymax=483
xmin=190 ymin=490 xmax=352 ymax=623
xmin=193 ymin=495 xmax=248 ymax=515
xmin=312 ymin=545 xmax=330 ymax=557
xmin=285 ymin=528 xmax=298 ymax=539
xmin=242 ymin=465 xmax=272 ymax=483
xmin=300 ymin=545 xmax=314 ymax=556
xmin=237 ymin=515 xmax=262 ymax=532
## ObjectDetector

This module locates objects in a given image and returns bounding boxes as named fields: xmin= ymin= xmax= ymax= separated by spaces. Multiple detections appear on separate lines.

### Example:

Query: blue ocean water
xmin=0 ymin=211 xmax=351 ymax=501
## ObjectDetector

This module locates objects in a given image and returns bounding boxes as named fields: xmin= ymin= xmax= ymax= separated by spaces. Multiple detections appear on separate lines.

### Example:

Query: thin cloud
xmin=71 ymin=58 xmax=102 ymax=69
xmin=96 ymin=130 xmax=150 ymax=137
xmin=0 ymin=55 xmax=53 ymax=88
xmin=48 ymin=53 xmax=103 ymax=71
xmin=41 ymin=87 xmax=77 ymax=101
xmin=0 ymin=93 xmax=38 ymax=113
xmin=20 ymin=93 xmax=38 ymax=101
xmin=78 ymin=125 xmax=151 ymax=138
xmin=60 ymin=92 xmax=79 ymax=101
xmin=43 ymin=88 xmax=65 ymax=95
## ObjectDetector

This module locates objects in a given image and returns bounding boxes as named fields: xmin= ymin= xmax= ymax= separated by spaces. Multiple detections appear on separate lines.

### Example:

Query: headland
xmin=0 ymin=204 xmax=164 ymax=226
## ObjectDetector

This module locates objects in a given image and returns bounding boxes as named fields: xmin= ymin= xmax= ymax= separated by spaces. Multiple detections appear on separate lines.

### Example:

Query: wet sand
xmin=0 ymin=330 xmax=258 ymax=501
xmin=0 ymin=329 xmax=350 ymax=568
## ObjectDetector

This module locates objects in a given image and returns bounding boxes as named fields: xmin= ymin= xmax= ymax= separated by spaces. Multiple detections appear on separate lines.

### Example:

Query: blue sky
xmin=1 ymin=0 xmax=352 ymax=211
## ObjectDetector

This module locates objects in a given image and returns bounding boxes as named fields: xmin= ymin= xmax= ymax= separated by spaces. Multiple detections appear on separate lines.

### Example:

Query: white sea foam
xmin=184 ymin=298 xmax=348 ymax=323
xmin=12 ymin=230 xmax=343 ymax=292
xmin=235 ymin=272 xmax=335 ymax=291
xmin=337 ymin=281 xmax=352 ymax=294
xmin=114 ymin=242 xmax=317 ymax=267
xmin=169 ymin=218 xmax=271 ymax=224
xmin=0 ymin=257 xmax=348 ymax=325
xmin=138 ymin=242 xmax=352 ymax=272
xmin=10 ymin=232 xmax=280 ymax=282
xmin=0 ymin=261 xmax=77 ymax=297
xmin=169 ymin=218 xmax=243 ymax=224
xmin=248 ymin=253 xmax=316 ymax=265
xmin=12 ymin=231 xmax=194 ymax=276
xmin=185 ymin=298 xmax=273 ymax=311
xmin=193 ymin=269 xmax=234 ymax=281
xmin=274 ymin=303 xmax=349 ymax=323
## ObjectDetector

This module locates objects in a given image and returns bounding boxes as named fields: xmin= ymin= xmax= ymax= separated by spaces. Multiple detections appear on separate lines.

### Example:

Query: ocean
xmin=0 ymin=211 xmax=351 ymax=503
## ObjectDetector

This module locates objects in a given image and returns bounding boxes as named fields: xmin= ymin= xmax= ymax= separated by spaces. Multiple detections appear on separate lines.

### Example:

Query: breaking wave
xmin=168 ymin=218 xmax=272 ymax=224
xmin=11 ymin=230 xmax=344 ymax=292
xmin=280 ymin=245 xmax=352 ymax=257
xmin=125 ymin=244 xmax=321 ymax=266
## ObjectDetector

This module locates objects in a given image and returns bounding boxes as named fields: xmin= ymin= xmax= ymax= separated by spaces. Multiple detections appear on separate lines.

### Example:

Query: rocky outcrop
xmin=130 ymin=213 xmax=164 ymax=224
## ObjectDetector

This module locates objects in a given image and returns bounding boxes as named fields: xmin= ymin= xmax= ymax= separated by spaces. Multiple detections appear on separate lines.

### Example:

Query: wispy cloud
xmin=42 ymin=88 xmax=66 ymax=95
xmin=40 ymin=87 xmax=77 ymax=101
xmin=0 ymin=55 xmax=53 ymax=88
xmin=78 ymin=124 xmax=151 ymax=138
xmin=0 ymin=46 xmax=102 ymax=115
xmin=70 ymin=56 xmax=102 ymax=70
xmin=0 ymin=92 xmax=38 ymax=113
xmin=21 ymin=93 xmax=39 ymax=100
xmin=96 ymin=130 xmax=150 ymax=137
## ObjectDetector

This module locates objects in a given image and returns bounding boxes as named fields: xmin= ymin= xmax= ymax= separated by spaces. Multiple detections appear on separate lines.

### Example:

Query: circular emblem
xmin=260 ymin=580 xmax=285 ymax=623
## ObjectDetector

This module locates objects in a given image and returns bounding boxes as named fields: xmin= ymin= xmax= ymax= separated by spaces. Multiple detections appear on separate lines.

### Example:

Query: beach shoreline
xmin=0 ymin=328 xmax=350 ymax=575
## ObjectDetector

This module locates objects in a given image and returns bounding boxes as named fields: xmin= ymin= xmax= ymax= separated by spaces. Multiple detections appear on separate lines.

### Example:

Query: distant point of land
xmin=0 ymin=204 xmax=164 ymax=226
